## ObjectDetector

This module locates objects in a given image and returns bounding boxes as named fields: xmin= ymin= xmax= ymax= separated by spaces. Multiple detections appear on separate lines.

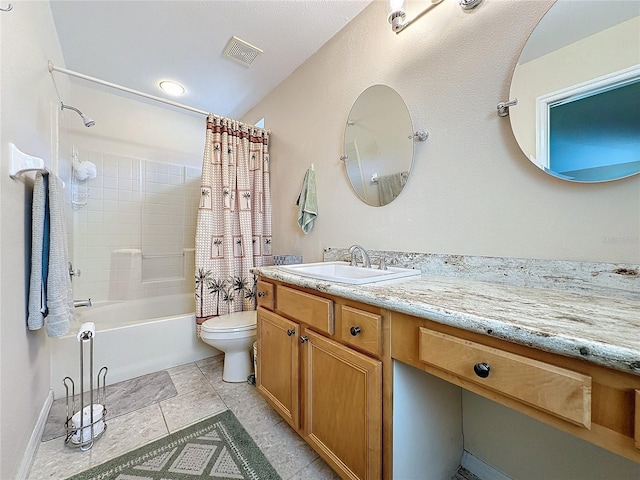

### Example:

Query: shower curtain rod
xmin=49 ymin=61 xmax=210 ymax=116
xmin=48 ymin=61 xmax=270 ymax=133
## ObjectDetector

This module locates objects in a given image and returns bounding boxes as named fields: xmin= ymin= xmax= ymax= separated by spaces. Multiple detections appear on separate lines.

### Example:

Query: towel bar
xmin=8 ymin=143 xmax=47 ymax=179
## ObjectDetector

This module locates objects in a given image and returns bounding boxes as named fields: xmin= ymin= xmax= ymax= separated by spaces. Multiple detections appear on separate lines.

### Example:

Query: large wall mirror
xmin=343 ymin=85 xmax=414 ymax=206
xmin=509 ymin=0 xmax=640 ymax=182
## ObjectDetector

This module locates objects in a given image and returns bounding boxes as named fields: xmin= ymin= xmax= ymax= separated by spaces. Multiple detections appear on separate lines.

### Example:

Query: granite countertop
xmin=252 ymin=266 xmax=640 ymax=376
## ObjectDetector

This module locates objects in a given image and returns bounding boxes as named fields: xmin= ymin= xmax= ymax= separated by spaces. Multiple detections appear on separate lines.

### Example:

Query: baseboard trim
xmin=461 ymin=450 xmax=513 ymax=480
xmin=16 ymin=389 xmax=53 ymax=480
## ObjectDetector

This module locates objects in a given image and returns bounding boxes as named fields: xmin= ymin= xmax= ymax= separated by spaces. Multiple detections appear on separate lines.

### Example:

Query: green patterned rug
xmin=66 ymin=410 xmax=281 ymax=480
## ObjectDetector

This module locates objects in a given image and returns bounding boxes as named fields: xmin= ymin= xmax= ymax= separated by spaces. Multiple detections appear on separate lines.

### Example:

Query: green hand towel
xmin=296 ymin=168 xmax=317 ymax=234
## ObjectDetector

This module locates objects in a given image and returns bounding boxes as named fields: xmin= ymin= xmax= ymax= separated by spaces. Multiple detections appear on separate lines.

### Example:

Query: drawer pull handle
xmin=257 ymin=291 xmax=266 ymax=297
xmin=287 ymin=329 xmax=296 ymax=336
xmin=299 ymin=336 xmax=309 ymax=344
xmin=473 ymin=362 xmax=491 ymax=378
xmin=350 ymin=326 xmax=362 ymax=336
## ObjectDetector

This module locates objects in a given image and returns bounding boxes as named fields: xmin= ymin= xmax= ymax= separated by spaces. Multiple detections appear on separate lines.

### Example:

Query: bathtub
xmin=50 ymin=293 xmax=216 ymax=399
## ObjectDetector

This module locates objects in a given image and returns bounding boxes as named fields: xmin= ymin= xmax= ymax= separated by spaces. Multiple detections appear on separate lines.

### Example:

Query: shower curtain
xmin=195 ymin=115 xmax=272 ymax=335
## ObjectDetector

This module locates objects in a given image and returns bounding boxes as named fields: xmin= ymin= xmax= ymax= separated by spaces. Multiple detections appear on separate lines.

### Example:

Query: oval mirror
xmin=343 ymin=85 xmax=414 ymax=206
xmin=509 ymin=1 xmax=640 ymax=182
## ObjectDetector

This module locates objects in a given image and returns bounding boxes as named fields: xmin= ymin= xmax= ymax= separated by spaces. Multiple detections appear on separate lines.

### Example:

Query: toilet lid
xmin=201 ymin=310 xmax=257 ymax=333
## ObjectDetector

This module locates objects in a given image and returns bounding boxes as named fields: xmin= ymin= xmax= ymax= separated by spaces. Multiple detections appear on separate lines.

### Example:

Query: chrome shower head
xmin=81 ymin=114 xmax=95 ymax=128
xmin=61 ymin=102 xmax=95 ymax=128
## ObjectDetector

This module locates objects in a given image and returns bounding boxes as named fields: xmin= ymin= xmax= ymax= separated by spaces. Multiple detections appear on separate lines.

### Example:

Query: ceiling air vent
xmin=223 ymin=36 xmax=263 ymax=67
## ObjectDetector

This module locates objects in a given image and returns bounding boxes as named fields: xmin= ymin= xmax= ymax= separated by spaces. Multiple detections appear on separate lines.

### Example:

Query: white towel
xmin=45 ymin=174 xmax=74 ymax=337
xmin=296 ymin=168 xmax=318 ymax=234
xmin=27 ymin=173 xmax=47 ymax=330
xmin=377 ymin=172 xmax=407 ymax=205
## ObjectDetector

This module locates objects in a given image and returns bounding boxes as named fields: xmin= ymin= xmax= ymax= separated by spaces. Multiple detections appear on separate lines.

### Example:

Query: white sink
xmin=278 ymin=261 xmax=420 ymax=285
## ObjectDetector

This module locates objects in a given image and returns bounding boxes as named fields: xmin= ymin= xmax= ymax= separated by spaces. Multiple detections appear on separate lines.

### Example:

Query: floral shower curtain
xmin=195 ymin=115 xmax=272 ymax=335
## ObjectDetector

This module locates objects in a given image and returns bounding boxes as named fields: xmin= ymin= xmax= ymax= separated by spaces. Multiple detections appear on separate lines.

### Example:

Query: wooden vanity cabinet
xmin=256 ymin=279 xmax=383 ymax=480
xmin=303 ymin=328 xmax=382 ymax=480
xmin=392 ymin=311 xmax=640 ymax=464
xmin=257 ymin=307 xmax=300 ymax=429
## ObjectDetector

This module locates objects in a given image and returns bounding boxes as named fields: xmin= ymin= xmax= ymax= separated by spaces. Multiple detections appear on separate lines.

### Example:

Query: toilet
xmin=200 ymin=310 xmax=257 ymax=383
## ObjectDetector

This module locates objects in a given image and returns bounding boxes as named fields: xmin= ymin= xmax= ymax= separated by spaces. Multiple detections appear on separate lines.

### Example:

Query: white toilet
xmin=200 ymin=310 xmax=257 ymax=383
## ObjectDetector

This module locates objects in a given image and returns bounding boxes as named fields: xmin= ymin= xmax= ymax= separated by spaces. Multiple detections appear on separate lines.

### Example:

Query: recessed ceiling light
xmin=159 ymin=80 xmax=185 ymax=96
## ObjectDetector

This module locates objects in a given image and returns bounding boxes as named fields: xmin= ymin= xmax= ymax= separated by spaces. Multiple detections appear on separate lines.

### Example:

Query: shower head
xmin=61 ymin=102 xmax=95 ymax=127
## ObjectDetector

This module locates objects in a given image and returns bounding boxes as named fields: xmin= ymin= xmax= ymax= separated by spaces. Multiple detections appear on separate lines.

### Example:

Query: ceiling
xmin=50 ymin=0 xmax=372 ymax=120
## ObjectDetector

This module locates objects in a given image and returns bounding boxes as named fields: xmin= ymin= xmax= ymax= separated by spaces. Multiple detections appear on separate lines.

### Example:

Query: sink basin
xmin=278 ymin=261 xmax=420 ymax=285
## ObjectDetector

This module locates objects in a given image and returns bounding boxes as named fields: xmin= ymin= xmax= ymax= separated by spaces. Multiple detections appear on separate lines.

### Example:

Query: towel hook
xmin=0 ymin=3 xmax=13 ymax=11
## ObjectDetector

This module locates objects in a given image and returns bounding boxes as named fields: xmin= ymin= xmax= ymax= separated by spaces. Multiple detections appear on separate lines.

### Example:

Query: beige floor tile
xmin=228 ymin=391 xmax=283 ymax=438
xmin=85 ymin=403 xmax=169 ymax=467
xmin=28 ymin=438 xmax=92 ymax=480
xmin=166 ymin=362 xmax=212 ymax=395
xmin=195 ymin=354 xmax=224 ymax=368
xmin=29 ymin=403 xmax=167 ymax=480
xmin=197 ymin=358 xmax=225 ymax=385
xmin=159 ymin=387 xmax=227 ymax=432
xmin=288 ymin=456 xmax=342 ymax=480
xmin=251 ymin=419 xmax=320 ymax=480
xmin=211 ymin=376 xmax=262 ymax=407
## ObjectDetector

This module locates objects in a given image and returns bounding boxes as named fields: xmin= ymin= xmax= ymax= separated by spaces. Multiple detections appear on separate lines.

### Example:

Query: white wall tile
xmin=71 ymin=149 xmax=201 ymax=302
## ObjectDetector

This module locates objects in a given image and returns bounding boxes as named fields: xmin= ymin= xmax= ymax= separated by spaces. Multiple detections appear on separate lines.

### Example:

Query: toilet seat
xmin=201 ymin=311 xmax=256 ymax=334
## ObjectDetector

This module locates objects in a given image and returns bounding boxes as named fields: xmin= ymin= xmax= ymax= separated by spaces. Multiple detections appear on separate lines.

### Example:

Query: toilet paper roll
xmin=77 ymin=322 xmax=96 ymax=342
xmin=71 ymin=404 xmax=105 ymax=444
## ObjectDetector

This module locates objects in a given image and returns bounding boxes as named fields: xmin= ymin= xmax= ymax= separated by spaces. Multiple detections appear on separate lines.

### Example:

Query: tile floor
xmin=28 ymin=355 xmax=340 ymax=480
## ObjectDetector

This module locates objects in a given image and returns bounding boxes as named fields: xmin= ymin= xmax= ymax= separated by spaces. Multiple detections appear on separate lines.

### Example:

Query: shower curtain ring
xmin=0 ymin=3 xmax=13 ymax=11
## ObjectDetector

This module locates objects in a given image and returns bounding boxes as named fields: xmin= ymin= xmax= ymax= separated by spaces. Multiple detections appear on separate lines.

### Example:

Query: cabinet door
xmin=302 ymin=329 xmax=382 ymax=480
xmin=257 ymin=308 xmax=300 ymax=430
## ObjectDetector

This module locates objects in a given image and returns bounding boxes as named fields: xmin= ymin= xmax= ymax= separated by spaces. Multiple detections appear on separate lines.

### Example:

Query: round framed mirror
xmin=509 ymin=1 xmax=640 ymax=182
xmin=343 ymin=85 xmax=414 ymax=206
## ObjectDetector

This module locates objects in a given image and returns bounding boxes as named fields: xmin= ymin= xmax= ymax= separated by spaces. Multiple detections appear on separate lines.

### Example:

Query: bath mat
xmin=42 ymin=370 xmax=177 ymax=441
xmin=65 ymin=409 xmax=280 ymax=480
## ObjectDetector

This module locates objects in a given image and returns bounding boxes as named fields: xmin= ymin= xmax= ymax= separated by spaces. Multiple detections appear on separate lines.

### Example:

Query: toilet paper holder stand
xmin=63 ymin=325 xmax=108 ymax=451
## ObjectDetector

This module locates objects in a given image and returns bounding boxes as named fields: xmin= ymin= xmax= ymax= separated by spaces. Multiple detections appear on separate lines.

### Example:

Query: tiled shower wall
xmin=71 ymin=149 xmax=201 ymax=302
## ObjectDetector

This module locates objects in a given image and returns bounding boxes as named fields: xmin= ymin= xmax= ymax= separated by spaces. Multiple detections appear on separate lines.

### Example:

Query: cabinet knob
xmin=287 ymin=329 xmax=295 ymax=336
xmin=350 ymin=326 xmax=362 ymax=336
xmin=473 ymin=362 xmax=491 ymax=378
xmin=257 ymin=291 xmax=266 ymax=297
xmin=299 ymin=336 xmax=309 ymax=344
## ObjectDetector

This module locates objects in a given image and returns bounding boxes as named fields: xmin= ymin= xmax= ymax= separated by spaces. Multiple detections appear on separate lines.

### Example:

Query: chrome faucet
xmin=73 ymin=298 xmax=92 ymax=308
xmin=348 ymin=245 xmax=371 ymax=268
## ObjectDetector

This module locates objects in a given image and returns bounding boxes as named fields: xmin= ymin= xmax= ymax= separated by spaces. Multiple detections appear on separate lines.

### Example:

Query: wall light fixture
xmin=388 ymin=0 xmax=483 ymax=34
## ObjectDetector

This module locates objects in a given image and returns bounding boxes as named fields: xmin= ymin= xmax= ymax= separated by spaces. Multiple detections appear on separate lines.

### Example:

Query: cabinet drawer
xmin=419 ymin=328 xmax=592 ymax=428
xmin=635 ymin=390 xmax=640 ymax=449
xmin=277 ymin=286 xmax=334 ymax=335
xmin=257 ymin=280 xmax=275 ymax=310
xmin=340 ymin=306 xmax=382 ymax=357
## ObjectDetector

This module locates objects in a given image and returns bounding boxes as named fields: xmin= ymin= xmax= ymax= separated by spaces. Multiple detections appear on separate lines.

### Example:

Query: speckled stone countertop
xmin=252 ymin=266 xmax=640 ymax=376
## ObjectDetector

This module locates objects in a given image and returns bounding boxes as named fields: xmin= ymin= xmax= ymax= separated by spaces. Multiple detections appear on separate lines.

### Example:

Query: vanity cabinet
xmin=257 ymin=307 xmax=300 ymax=429
xmin=392 ymin=311 xmax=640 ymax=464
xmin=256 ymin=279 xmax=383 ymax=480
xmin=419 ymin=328 xmax=592 ymax=428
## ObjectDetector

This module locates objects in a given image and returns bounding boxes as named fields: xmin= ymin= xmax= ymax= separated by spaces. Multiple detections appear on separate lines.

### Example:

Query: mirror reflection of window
xmin=549 ymin=78 xmax=640 ymax=182
xmin=508 ymin=0 xmax=640 ymax=182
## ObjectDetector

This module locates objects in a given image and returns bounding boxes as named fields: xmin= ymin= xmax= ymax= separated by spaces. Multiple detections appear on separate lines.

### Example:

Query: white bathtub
xmin=50 ymin=294 xmax=216 ymax=398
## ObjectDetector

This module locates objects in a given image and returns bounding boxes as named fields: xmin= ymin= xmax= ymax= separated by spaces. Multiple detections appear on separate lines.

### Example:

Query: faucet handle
xmin=69 ymin=262 xmax=81 ymax=278
xmin=378 ymin=257 xmax=388 ymax=270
